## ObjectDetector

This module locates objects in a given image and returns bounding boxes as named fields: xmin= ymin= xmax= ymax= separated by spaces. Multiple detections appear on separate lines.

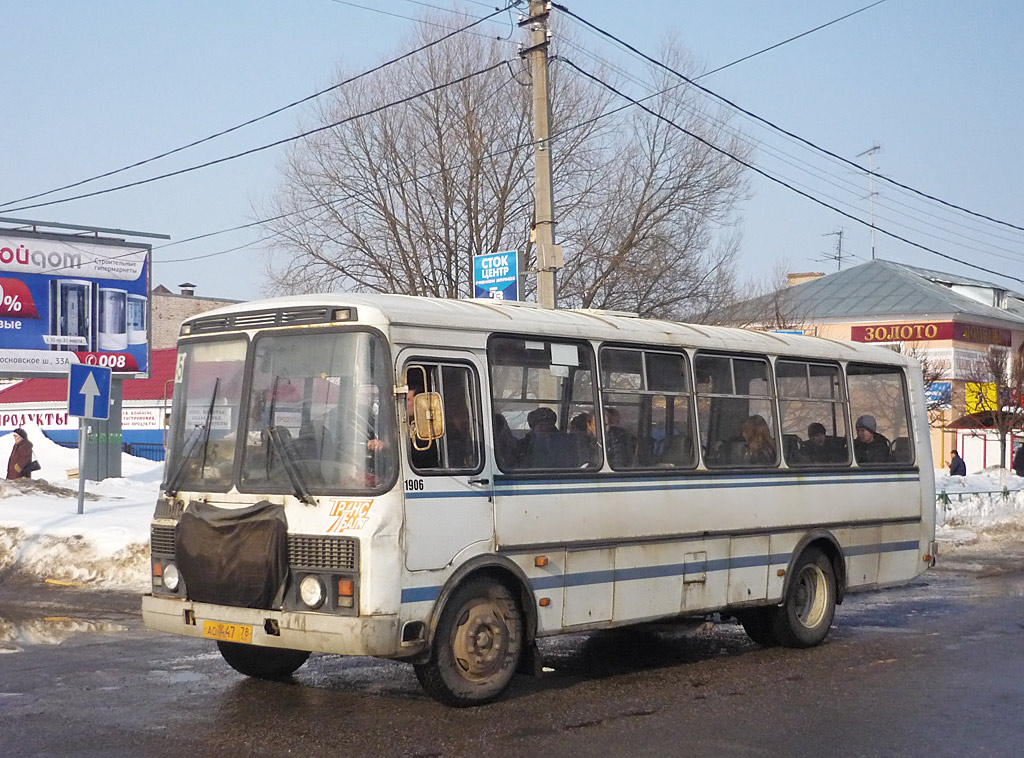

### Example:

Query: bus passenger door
xmin=400 ymin=353 xmax=494 ymax=571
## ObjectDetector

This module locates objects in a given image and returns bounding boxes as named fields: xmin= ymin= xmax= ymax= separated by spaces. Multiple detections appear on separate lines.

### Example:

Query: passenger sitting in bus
xmin=739 ymin=414 xmax=776 ymax=466
xmin=853 ymin=414 xmax=889 ymax=464
xmin=801 ymin=422 xmax=833 ymax=464
xmin=493 ymin=413 xmax=521 ymax=469
xmin=569 ymin=411 xmax=602 ymax=467
xmin=520 ymin=407 xmax=568 ymax=468
xmin=604 ymin=407 xmax=635 ymax=468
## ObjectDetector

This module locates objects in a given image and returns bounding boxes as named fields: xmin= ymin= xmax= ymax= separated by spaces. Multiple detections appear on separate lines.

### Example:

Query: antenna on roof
xmin=856 ymin=145 xmax=881 ymax=260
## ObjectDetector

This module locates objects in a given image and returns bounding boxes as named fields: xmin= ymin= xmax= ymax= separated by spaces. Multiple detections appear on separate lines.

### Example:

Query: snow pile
xmin=935 ymin=469 xmax=1024 ymax=544
xmin=0 ymin=423 xmax=160 ymax=590
xmin=2 ymin=420 xmax=1024 ymax=589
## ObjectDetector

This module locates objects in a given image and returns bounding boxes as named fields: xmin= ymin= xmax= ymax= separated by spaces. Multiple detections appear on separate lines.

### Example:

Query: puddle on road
xmin=0 ymin=615 xmax=127 ymax=654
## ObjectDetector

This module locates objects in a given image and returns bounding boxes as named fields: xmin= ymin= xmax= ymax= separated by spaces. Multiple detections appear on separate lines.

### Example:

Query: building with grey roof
xmin=718 ymin=259 xmax=1024 ymax=472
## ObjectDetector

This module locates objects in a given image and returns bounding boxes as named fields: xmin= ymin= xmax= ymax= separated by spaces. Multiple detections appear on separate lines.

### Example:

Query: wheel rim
xmin=793 ymin=563 xmax=828 ymax=629
xmin=451 ymin=598 xmax=509 ymax=682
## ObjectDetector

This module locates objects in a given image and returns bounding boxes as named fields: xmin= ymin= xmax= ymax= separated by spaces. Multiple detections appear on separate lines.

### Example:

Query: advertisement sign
xmin=473 ymin=251 xmax=518 ymax=301
xmin=966 ymin=382 xmax=997 ymax=414
xmin=851 ymin=320 xmax=1011 ymax=347
xmin=0 ymin=231 xmax=150 ymax=377
xmin=926 ymin=380 xmax=951 ymax=409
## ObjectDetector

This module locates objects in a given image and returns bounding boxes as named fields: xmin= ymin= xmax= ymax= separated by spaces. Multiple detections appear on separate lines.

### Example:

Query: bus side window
xmin=776 ymin=360 xmax=849 ymax=468
xmin=847 ymin=363 xmax=912 ymax=466
xmin=600 ymin=347 xmax=695 ymax=471
xmin=488 ymin=336 xmax=599 ymax=473
xmin=696 ymin=354 xmax=777 ymax=468
xmin=404 ymin=362 xmax=482 ymax=473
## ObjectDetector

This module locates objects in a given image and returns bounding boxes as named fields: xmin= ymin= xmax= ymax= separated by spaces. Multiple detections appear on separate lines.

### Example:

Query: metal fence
xmin=47 ymin=437 xmax=166 ymax=462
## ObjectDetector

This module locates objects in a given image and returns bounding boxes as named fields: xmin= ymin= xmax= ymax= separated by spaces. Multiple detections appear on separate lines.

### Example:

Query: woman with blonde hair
xmin=740 ymin=415 xmax=776 ymax=466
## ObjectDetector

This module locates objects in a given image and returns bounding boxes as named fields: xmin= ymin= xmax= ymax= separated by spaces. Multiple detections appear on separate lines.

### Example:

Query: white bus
xmin=142 ymin=293 xmax=936 ymax=706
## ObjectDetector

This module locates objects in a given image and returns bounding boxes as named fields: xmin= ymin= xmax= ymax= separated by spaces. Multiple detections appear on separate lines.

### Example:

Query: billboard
xmin=0 ymin=230 xmax=151 ymax=378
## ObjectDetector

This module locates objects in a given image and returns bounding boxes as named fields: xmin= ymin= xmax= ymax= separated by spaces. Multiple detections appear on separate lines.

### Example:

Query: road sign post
xmin=67 ymin=364 xmax=112 ymax=514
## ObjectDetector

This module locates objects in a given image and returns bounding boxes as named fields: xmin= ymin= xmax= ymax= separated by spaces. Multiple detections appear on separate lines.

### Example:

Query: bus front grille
xmin=151 ymin=524 xmax=176 ymax=555
xmin=288 ymin=534 xmax=359 ymax=571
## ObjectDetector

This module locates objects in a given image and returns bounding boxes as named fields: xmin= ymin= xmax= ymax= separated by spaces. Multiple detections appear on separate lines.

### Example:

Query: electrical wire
xmin=0 ymin=2 xmax=518 ymax=210
xmin=553 ymin=3 xmax=1024 ymax=235
xmin=562 ymin=58 xmax=1024 ymax=285
xmin=157 ymin=67 xmax=521 ymax=264
xmin=2 ymin=60 xmax=513 ymax=215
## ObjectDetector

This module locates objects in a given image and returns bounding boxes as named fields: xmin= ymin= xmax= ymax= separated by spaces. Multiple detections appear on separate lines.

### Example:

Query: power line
xmin=553 ymin=3 xmax=1024 ymax=235
xmin=700 ymin=0 xmax=889 ymax=79
xmin=2 ymin=60 xmax=513 ymax=215
xmin=562 ymin=59 xmax=1024 ymax=285
xmin=158 ymin=66 xmax=521 ymax=264
xmin=0 ymin=2 xmax=517 ymax=210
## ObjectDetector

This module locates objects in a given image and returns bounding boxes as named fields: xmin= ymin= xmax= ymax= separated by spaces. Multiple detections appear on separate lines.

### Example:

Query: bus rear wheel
xmin=773 ymin=547 xmax=836 ymax=648
xmin=414 ymin=577 xmax=523 ymax=707
xmin=216 ymin=641 xmax=310 ymax=679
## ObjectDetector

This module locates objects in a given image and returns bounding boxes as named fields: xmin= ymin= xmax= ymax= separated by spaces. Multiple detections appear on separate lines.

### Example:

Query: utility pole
xmin=520 ymin=1 xmax=562 ymax=309
xmin=856 ymin=145 xmax=881 ymax=260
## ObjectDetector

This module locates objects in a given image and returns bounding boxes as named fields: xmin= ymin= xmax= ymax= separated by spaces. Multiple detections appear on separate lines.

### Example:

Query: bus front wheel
xmin=414 ymin=577 xmax=523 ymax=707
xmin=773 ymin=547 xmax=836 ymax=648
xmin=216 ymin=641 xmax=310 ymax=679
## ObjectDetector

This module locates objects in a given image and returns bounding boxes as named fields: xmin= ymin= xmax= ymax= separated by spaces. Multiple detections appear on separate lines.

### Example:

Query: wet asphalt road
xmin=1 ymin=542 xmax=1023 ymax=758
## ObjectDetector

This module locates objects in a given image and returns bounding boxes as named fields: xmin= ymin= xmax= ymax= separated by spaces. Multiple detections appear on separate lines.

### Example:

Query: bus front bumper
xmin=142 ymin=594 xmax=402 ymax=657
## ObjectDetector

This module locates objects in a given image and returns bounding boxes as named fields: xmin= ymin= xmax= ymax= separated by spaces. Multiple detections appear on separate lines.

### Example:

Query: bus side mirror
xmin=412 ymin=392 xmax=445 ymax=442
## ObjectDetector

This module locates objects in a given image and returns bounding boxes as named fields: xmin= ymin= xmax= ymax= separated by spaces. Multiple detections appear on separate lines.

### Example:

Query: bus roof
xmin=184 ymin=293 xmax=915 ymax=366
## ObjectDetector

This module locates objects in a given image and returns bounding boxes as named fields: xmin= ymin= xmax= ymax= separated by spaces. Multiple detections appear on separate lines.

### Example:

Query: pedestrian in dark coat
xmin=7 ymin=428 xmax=33 ymax=479
xmin=948 ymin=449 xmax=966 ymax=477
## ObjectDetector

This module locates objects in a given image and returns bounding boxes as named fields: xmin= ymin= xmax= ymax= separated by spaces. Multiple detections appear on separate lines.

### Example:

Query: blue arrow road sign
xmin=67 ymin=364 xmax=112 ymax=420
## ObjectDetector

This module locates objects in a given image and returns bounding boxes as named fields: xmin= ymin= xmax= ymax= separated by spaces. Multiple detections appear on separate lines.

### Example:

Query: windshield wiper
xmin=266 ymin=425 xmax=317 ymax=506
xmin=164 ymin=378 xmax=220 ymax=497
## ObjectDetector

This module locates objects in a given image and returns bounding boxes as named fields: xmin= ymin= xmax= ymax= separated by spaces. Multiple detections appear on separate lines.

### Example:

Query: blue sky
xmin=3 ymin=0 xmax=1022 ymax=301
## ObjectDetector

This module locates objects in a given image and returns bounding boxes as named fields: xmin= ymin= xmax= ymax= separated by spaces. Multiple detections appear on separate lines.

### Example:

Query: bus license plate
xmin=201 ymin=620 xmax=253 ymax=644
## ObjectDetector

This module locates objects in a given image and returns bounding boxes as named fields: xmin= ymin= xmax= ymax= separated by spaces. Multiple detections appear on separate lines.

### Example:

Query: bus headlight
xmin=299 ymin=575 xmax=326 ymax=609
xmin=163 ymin=563 xmax=180 ymax=592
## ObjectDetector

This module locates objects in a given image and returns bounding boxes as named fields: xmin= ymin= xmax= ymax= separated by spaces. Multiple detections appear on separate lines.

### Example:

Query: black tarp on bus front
xmin=176 ymin=500 xmax=288 ymax=609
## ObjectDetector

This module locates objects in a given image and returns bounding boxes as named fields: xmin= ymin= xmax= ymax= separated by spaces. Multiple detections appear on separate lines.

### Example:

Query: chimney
xmin=178 ymin=282 xmax=196 ymax=297
xmin=787 ymin=272 xmax=825 ymax=288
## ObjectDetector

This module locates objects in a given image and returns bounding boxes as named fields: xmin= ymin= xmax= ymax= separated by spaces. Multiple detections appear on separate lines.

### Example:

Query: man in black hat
xmin=853 ymin=414 xmax=890 ymax=464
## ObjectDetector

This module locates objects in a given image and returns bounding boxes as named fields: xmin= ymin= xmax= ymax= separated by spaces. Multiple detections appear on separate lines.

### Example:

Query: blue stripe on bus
xmin=404 ymin=472 xmax=918 ymax=500
xmin=399 ymin=540 xmax=921 ymax=604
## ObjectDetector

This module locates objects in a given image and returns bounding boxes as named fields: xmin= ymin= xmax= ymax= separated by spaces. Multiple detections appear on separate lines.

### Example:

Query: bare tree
xmin=961 ymin=348 xmax=1024 ymax=468
xmin=885 ymin=342 xmax=952 ymax=428
xmin=704 ymin=261 xmax=806 ymax=329
xmin=260 ymin=15 xmax=749 ymax=319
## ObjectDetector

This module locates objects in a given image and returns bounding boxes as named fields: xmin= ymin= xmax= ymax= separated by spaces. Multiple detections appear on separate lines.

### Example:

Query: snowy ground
xmin=1 ymin=422 xmax=1023 ymax=590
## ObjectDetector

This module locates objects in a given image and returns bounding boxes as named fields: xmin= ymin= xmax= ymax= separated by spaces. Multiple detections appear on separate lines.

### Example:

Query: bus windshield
xmin=163 ymin=338 xmax=248 ymax=492
xmin=240 ymin=330 xmax=396 ymax=493
xmin=164 ymin=330 xmax=397 ymax=495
